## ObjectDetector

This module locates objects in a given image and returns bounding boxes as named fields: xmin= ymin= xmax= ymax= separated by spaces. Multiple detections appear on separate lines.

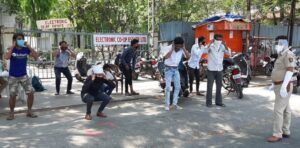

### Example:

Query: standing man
xmin=120 ymin=39 xmax=139 ymax=96
xmin=206 ymin=34 xmax=230 ymax=108
xmin=5 ymin=33 xmax=38 ymax=120
xmin=53 ymin=41 xmax=76 ymax=95
xmin=164 ymin=37 xmax=190 ymax=111
xmin=267 ymin=36 xmax=295 ymax=142
xmin=188 ymin=36 xmax=206 ymax=96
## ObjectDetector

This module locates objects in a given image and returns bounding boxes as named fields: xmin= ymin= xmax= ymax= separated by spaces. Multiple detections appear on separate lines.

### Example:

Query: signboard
xmin=224 ymin=22 xmax=251 ymax=30
xmin=93 ymin=34 xmax=148 ymax=46
xmin=36 ymin=18 xmax=73 ymax=29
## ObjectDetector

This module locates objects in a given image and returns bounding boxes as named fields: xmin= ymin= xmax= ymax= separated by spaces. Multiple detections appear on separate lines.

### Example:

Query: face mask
xmin=61 ymin=47 xmax=68 ymax=51
xmin=275 ymin=45 xmax=284 ymax=54
xmin=214 ymin=40 xmax=222 ymax=46
xmin=16 ymin=40 xmax=25 ymax=47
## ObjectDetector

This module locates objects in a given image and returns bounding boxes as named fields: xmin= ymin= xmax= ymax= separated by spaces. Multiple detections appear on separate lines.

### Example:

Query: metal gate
xmin=16 ymin=29 xmax=150 ymax=79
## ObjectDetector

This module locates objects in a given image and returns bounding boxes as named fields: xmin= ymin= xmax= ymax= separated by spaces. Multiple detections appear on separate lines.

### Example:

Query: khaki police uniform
xmin=270 ymin=50 xmax=296 ymax=138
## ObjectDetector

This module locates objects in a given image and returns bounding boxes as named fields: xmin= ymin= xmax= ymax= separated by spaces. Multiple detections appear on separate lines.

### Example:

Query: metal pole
xmin=288 ymin=0 xmax=296 ymax=46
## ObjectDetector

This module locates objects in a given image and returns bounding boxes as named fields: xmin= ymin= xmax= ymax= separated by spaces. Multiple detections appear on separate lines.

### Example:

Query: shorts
xmin=8 ymin=75 xmax=34 ymax=96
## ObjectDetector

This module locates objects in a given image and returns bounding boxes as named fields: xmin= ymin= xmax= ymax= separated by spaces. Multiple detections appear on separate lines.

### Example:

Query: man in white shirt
xmin=205 ymin=34 xmax=230 ymax=108
xmin=188 ymin=36 xmax=206 ymax=96
xmin=163 ymin=37 xmax=190 ymax=111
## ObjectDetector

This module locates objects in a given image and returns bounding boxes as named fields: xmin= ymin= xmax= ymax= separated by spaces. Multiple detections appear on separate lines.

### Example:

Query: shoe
xmin=206 ymin=104 xmax=213 ymax=108
xmin=216 ymin=103 xmax=226 ymax=107
xmin=125 ymin=93 xmax=131 ymax=96
xmin=165 ymin=106 xmax=170 ymax=111
xmin=173 ymin=105 xmax=183 ymax=110
xmin=282 ymin=134 xmax=290 ymax=138
xmin=55 ymin=93 xmax=59 ymax=96
xmin=66 ymin=91 xmax=75 ymax=94
xmin=85 ymin=114 xmax=92 ymax=120
xmin=267 ymin=136 xmax=282 ymax=143
xmin=131 ymin=91 xmax=139 ymax=95
xmin=196 ymin=92 xmax=205 ymax=96
xmin=96 ymin=112 xmax=107 ymax=118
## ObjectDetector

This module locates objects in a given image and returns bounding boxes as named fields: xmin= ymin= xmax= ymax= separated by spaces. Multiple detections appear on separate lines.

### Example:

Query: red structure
xmin=193 ymin=14 xmax=251 ymax=59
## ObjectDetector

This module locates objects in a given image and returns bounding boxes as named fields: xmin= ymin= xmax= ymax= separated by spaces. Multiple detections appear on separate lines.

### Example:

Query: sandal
xmin=26 ymin=112 xmax=38 ymax=118
xmin=6 ymin=112 xmax=15 ymax=120
xmin=85 ymin=114 xmax=92 ymax=120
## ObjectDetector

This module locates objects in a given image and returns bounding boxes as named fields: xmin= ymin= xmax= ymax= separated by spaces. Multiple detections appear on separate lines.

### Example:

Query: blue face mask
xmin=16 ymin=39 xmax=25 ymax=47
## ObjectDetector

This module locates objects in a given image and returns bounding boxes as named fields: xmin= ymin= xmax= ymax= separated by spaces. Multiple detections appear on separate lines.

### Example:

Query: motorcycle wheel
xmin=199 ymin=65 xmax=206 ymax=81
xmin=132 ymin=72 xmax=139 ymax=80
xmin=222 ymin=73 xmax=231 ymax=91
xmin=265 ymin=63 xmax=273 ymax=76
xmin=236 ymin=84 xmax=243 ymax=99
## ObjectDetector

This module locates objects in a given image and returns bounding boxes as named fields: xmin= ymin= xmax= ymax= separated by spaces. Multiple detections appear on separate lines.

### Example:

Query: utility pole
xmin=288 ymin=0 xmax=296 ymax=46
xmin=245 ymin=0 xmax=251 ymax=53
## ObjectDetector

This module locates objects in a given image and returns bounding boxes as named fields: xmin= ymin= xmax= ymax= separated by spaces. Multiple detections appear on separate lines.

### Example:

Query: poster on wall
xmin=93 ymin=34 xmax=148 ymax=46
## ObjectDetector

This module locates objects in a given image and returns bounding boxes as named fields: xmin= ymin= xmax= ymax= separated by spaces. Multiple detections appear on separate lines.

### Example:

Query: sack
xmin=32 ymin=76 xmax=46 ymax=92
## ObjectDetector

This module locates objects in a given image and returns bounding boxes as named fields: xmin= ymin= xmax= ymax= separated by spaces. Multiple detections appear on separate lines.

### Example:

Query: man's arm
xmin=183 ymin=44 xmax=190 ymax=59
xmin=164 ymin=44 xmax=174 ymax=60
xmin=121 ymin=49 xmax=130 ymax=69
xmin=67 ymin=48 xmax=76 ymax=59
xmin=52 ymin=49 xmax=60 ymax=58
xmin=222 ymin=42 xmax=231 ymax=56
xmin=26 ymin=43 xmax=38 ymax=60
xmin=4 ymin=46 xmax=14 ymax=60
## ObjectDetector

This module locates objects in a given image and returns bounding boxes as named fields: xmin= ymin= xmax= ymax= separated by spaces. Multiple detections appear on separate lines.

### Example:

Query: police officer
xmin=267 ymin=36 xmax=296 ymax=143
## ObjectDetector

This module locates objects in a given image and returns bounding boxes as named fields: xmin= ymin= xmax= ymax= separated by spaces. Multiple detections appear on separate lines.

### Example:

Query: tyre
xmin=236 ymin=84 xmax=243 ymax=99
xmin=132 ymin=72 xmax=139 ymax=80
xmin=222 ymin=73 xmax=231 ymax=90
xmin=293 ymin=86 xmax=298 ymax=94
xmin=265 ymin=63 xmax=273 ymax=76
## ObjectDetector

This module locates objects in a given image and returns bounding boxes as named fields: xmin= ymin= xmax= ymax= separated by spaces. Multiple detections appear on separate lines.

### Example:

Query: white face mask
xmin=275 ymin=45 xmax=284 ymax=54
xmin=214 ymin=40 xmax=222 ymax=48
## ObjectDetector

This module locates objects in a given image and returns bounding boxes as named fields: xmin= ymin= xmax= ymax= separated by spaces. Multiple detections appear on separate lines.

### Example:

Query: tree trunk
xmin=272 ymin=8 xmax=277 ymax=25
xmin=30 ymin=0 xmax=38 ymax=30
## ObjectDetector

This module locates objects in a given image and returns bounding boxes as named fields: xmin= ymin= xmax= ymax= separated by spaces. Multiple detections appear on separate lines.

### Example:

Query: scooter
xmin=74 ymin=52 xmax=91 ymax=82
xmin=232 ymin=53 xmax=252 ymax=87
xmin=222 ymin=58 xmax=243 ymax=99
xmin=260 ymin=55 xmax=276 ymax=76
xmin=139 ymin=57 xmax=158 ymax=80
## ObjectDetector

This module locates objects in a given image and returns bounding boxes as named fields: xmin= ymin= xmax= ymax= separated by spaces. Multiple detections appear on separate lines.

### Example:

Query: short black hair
xmin=198 ymin=36 xmax=205 ymax=43
xmin=275 ymin=35 xmax=288 ymax=41
xmin=59 ymin=41 xmax=67 ymax=46
xmin=103 ymin=64 xmax=110 ymax=70
xmin=174 ymin=37 xmax=184 ymax=44
xmin=131 ymin=39 xmax=139 ymax=46
xmin=214 ymin=34 xmax=223 ymax=39
xmin=12 ymin=33 xmax=25 ymax=41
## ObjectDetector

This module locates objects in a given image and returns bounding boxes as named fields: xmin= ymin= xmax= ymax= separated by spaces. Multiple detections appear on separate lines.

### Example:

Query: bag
xmin=32 ymin=76 xmax=46 ymax=92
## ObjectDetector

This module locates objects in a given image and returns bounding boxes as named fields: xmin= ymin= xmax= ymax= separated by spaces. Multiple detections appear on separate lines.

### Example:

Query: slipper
xmin=26 ymin=112 xmax=38 ymax=118
xmin=6 ymin=113 xmax=14 ymax=120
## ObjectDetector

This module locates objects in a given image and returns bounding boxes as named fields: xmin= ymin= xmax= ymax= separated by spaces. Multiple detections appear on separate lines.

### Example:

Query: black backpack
xmin=32 ymin=76 xmax=46 ymax=92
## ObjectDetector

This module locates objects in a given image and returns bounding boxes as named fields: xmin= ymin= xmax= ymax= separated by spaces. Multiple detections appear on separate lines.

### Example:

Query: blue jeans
xmin=164 ymin=67 xmax=181 ymax=106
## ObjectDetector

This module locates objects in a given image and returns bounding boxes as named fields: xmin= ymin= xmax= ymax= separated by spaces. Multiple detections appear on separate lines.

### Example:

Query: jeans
xmin=104 ymin=80 xmax=116 ymax=96
xmin=188 ymin=67 xmax=200 ymax=92
xmin=206 ymin=70 xmax=223 ymax=105
xmin=54 ymin=67 xmax=73 ymax=93
xmin=123 ymin=68 xmax=133 ymax=93
xmin=165 ymin=67 xmax=181 ymax=106
xmin=82 ymin=92 xmax=111 ymax=115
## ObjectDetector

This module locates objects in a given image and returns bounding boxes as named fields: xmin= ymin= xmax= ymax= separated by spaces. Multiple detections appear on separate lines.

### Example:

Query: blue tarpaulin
xmin=194 ymin=14 xmax=248 ymax=28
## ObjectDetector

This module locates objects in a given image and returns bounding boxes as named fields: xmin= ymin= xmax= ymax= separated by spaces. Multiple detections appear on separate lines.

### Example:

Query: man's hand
xmin=92 ymin=75 xmax=96 ymax=81
xmin=280 ymin=86 xmax=288 ymax=98
xmin=269 ymin=83 xmax=274 ymax=91
xmin=125 ymin=64 xmax=130 ymax=70
xmin=25 ymin=42 xmax=31 ymax=49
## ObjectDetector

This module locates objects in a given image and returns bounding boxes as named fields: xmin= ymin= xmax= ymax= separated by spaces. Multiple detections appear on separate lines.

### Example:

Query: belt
xmin=165 ymin=65 xmax=178 ymax=68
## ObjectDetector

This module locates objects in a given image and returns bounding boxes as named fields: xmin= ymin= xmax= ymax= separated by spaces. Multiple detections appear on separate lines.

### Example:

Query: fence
xmin=15 ymin=29 xmax=149 ymax=79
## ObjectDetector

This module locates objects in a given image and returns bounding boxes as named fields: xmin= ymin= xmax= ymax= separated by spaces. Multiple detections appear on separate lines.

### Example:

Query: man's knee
xmin=82 ymin=94 xmax=94 ymax=103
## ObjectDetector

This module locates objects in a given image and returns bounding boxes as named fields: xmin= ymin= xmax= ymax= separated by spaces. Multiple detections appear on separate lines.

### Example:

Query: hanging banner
xmin=93 ymin=34 xmax=148 ymax=46
xmin=36 ymin=18 xmax=73 ymax=29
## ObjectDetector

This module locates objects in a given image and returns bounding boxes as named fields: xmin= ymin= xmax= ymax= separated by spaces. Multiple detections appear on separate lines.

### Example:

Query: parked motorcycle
xmin=222 ymin=58 xmax=243 ymax=99
xmin=139 ymin=57 xmax=158 ymax=80
xmin=199 ymin=59 xmax=207 ymax=81
xmin=37 ymin=57 xmax=47 ymax=69
xmin=75 ymin=52 xmax=91 ymax=82
xmin=292 ymin=52 xmax=300 ymax=94
xmin=260 ymin=55 xmax=277 ymax=76
xmin=232 ymin=53 xmax=252 ymax=87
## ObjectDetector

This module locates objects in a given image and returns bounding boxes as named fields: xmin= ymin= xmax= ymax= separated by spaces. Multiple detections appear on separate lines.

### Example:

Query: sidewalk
xmin=0 ymin=75 xmax=273 ymax=114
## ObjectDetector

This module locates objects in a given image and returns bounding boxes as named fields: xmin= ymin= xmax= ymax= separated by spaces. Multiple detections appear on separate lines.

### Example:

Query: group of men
xmin=161 ymin=34 xmax=229 ymax=111
xmin=1 ymin=32 xmax=296 ymax=143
